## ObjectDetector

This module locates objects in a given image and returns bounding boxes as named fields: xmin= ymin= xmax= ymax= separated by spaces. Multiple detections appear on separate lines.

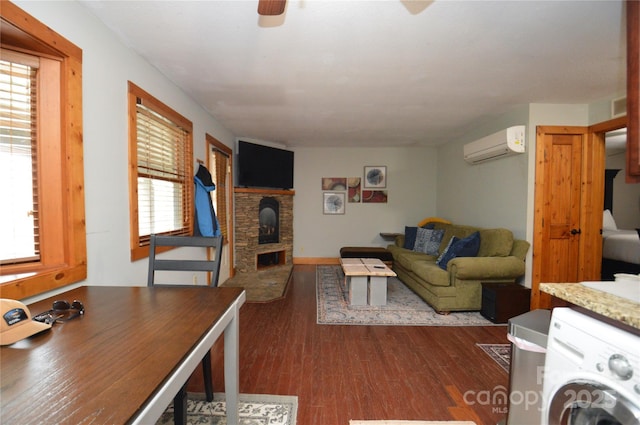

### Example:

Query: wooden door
xmin=531 ymin=126 xmax=587 ymax=309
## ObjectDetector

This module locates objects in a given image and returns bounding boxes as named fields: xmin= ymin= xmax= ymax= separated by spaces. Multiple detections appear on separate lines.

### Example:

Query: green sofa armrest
xmin=447 ymin=256 xmax=525 ymax=280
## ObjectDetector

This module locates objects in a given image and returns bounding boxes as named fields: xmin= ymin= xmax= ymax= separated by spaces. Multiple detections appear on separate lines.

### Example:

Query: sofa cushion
xmin=413 ymin=228 xmax=445 ymax=255
xmin=477 ymin=228 xmax=514 ymax=257
xmin=436 ymin=224 xmax=479 ymax=254
xmin=436 ymin=231 xmax=481 ymax=270
xmin=395 ymin=250 xmax=433 ymax=271
xmin=403 ymin=226 xmax=418 ymax=249
xmin=412 ymin=261 xmax=450 ymax=287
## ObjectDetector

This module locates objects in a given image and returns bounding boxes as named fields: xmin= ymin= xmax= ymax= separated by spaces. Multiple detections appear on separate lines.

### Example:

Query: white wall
xmin=293 ymin=146 xmax=437 ymax=257
xmin=436 ymin=105 xmax=530 ymax=239
xmin=436 ymin=104 xmax=597 ymax=287
xmin=16 ymin=1 xmax=235 ymax=299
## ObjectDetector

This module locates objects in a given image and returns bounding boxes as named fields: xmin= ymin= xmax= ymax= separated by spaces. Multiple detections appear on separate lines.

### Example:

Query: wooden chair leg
xmin=202 ymin=351 xmax=214 ymax=402
xmin=173 ymin=383 xmax=187 ymax=425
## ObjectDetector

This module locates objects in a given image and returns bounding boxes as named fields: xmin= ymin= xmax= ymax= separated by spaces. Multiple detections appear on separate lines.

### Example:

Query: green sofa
xmin=387 ymin=222 xmax=530 ymax=314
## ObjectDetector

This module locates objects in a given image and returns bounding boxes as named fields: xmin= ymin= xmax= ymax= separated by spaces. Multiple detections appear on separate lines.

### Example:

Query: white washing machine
xmin=541 ymin=308 xmax=640 ymax=425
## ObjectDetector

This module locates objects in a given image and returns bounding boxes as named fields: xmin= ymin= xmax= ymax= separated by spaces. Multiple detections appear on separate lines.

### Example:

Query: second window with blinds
xmin=128 ymin=82 xmax=193 ymax=261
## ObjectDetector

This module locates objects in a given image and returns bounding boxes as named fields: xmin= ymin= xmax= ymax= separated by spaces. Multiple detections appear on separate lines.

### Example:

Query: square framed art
xmin=323 ymin=192 xmax=345 ymax=214
xmin=363 ymin=166 xmax=386 ymax=188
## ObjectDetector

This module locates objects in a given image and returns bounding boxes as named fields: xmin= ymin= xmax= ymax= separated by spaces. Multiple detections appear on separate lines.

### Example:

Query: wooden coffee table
xmin=339 ymin=258 xmax=396 ymax=306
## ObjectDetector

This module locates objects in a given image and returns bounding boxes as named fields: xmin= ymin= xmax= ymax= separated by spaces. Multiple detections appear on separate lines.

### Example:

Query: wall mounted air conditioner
xmin=463 ymin=125 xmax=526 ymax=165
xmin=611 ymin=96 xmax=627 ymax=118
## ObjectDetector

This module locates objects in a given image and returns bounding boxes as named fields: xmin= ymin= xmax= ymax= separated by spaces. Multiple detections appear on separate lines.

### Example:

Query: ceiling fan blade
xmin=258 ymin=0 xmax=286 ymax=16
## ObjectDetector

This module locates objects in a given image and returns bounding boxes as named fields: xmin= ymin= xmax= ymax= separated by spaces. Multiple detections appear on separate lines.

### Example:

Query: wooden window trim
xmin=128 ymin=81 xmax=194 ymax=261
xmin=206 ymin=134 xmax=232 ymax=242
xmin=0 ymin=1 xmax=86 ymax=300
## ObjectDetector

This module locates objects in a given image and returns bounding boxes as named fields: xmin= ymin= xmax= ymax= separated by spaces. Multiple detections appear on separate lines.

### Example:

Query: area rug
xmin=349 ymin=421 xmax=476 ymax=425
xmin=220 ymin=264 xmax=292 ymax=302
xmin=476 ymin=343 xmax=511 ymax=372
xmin=317 ymin=265 xmax=497 ymax=326
xmin=156 ymin=393 xmax=297 ymax=425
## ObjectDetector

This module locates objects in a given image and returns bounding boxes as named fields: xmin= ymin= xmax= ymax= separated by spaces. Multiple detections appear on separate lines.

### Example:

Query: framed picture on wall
xmin=363 ymin=166 xmax=386 ymax=188
xmin=321 ymin=177 xmax=347 ymax=190
xmin=347 ymin=177 xmax=361 ymax=202
xmin=362 ymin=190 xmax=388 ymax=203
xmin=323 ymin=192 xmax=345 ymax=215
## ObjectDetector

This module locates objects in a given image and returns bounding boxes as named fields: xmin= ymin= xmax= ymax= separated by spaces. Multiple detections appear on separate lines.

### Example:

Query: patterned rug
xmin=156 ymin=393 xmax=297 ymax=425
xmin=316 ymin=265 xmax=498 ymax=326
xmin=476 ymin=343 xmax=511 ymax=372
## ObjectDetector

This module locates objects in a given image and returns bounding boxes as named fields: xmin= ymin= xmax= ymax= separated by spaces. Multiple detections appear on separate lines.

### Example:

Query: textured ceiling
xmin=80 ymin=0 xmax=627 ymax=148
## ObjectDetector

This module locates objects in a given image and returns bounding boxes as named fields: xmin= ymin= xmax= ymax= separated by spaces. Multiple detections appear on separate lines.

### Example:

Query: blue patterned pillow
xmin=403 ymin=226 xmax=418 ymax=249
xmin=413 ymin=228 xmax=445 ymax=255
xmin=436 ymin=232 xmax=481 ymax=270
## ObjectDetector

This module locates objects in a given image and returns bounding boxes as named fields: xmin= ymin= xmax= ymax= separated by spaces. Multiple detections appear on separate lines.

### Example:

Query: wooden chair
xmin=147 ymin=234 xmax=223 ymax=424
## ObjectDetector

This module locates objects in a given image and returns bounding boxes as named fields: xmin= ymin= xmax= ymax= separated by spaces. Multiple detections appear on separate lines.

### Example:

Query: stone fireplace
xmin=234 ymin=188 xmax=294 ymax=273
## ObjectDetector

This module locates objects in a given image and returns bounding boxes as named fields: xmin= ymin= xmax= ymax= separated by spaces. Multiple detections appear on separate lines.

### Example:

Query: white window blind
xmin=211 ymin=146 xmax=230 ymax=241
xmin=136 ymin=100 xmax=190 ymax=243
xmin=0 ymin=55 xmax=39 ymax=264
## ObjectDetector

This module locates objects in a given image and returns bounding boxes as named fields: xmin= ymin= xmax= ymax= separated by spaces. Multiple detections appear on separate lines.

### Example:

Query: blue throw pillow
xmin=403 ymin=226 xmax=418 ymax=249
xmin=436 ymin=237 xmax=458 ymax=268
xmin=436 ymin=232 xmax=481 ymax=270
xmin=413 ymin=228 xmax=445 ymax=255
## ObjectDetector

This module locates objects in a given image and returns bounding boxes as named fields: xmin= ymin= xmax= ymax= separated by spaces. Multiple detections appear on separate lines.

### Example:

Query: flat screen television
xmin=237 ymin=141 xmax=294 ymax=189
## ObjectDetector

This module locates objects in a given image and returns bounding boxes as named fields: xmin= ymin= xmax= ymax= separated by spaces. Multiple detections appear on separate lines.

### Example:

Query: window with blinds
xmin=0 ymin=54 xmax=39 ymax=265
xmin=128 ymin=82 xmax=193 ymax=258
xmin=1 ymin=3 xmax=86 ymax=300
xmin=210 ymin=142 xmax=230 ymax=241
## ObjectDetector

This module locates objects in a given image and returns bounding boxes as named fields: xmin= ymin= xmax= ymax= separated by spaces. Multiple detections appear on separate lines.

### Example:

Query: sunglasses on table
xmin=33 ymin=300 xmax=85 ymax=324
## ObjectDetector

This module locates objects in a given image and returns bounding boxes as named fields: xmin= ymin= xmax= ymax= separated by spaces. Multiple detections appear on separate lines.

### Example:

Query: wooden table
xmin=0 ymin=285 xmax=246 ymax=424
xmin=340 ymin=258 xmax=396 ymax=305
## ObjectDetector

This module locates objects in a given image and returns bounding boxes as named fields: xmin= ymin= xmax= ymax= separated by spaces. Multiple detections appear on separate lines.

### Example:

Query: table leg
xmin=369 ymin=276 xmax=387 ymax=306
xmin=173 ymin=383 xmax=187 ymax=425
xmin=202 ymin=351 xmax=213 ymax=401
xmin=224 ymin=302 xmax=240 ymax=425
xmin=349 ymin=276 xmax=368 ymax=305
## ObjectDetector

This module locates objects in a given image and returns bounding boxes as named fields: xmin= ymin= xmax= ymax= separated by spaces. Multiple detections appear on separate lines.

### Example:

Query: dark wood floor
xmin=193 ymin=265 xmax=510 ymax=425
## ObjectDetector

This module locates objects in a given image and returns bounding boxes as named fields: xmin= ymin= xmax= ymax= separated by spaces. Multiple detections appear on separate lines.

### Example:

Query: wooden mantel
xmin=234 ymin=187 xmax=295 ymax=196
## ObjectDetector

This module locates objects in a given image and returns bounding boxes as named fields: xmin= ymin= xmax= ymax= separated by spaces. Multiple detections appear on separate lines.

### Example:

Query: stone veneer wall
xmin=234 ymin=188 xmax=294 ymax=273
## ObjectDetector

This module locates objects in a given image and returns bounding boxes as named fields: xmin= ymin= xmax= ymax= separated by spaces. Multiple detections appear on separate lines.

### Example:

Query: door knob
xmin=570 ymin=228 xmax=581 ymax=235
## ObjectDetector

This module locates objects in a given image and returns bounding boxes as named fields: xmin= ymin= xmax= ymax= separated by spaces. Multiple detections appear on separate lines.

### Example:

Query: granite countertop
xmin=540 ymin=283 xmax=640 ymax=330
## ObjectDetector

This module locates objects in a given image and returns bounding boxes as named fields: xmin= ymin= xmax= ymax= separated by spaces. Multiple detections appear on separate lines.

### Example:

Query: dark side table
xmin=481 ymin=282 xmax=531 ymax=324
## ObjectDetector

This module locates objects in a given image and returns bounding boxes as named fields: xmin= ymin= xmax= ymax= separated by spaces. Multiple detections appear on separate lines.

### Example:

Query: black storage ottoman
xmin=481 ymin=282 xmax=531 ymax=324
xmin=340 ymin=247 xmax=393 ymax=268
